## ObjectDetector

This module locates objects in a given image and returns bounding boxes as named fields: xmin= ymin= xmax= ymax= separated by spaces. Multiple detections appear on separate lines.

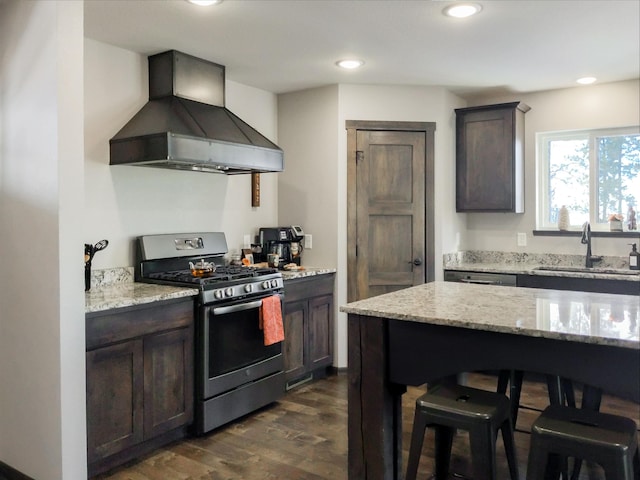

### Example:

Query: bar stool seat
xmin=405 ymin=383 xmax=519 ymax=480
xmin=527 ymin=404 xmax=640 ymax=480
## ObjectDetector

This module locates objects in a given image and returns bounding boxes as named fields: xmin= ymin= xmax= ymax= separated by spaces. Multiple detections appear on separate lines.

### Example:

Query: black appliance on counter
xmin=135 ymin=232 xmax=285 ymax=435
xmin=258 ymin=225 xmax=304 ymax=268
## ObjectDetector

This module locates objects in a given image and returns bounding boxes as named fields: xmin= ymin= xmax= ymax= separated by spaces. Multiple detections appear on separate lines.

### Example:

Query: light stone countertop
xmin=281 ymin=267 xmax=336 ymax=281
xmin=444 ymin=251 xmax=640 ymax=282
xmin=446 ymin=262 xmax=640 ymax=281
xmin=85 ymin=283 xmax=198 ymax=314
xmin=85 ymin=266 xmax=335 ymax=313
xmin=341 ymin=281 xmax=640 ymax=349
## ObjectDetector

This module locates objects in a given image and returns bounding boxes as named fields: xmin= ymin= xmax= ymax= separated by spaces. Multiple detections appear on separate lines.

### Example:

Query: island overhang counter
xmin=340 ymin=281 xmax=639 ymax=480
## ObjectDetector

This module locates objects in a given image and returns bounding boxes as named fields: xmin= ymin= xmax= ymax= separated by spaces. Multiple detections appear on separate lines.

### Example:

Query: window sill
xmin=533 ymin=230 xmax=640 ymax=238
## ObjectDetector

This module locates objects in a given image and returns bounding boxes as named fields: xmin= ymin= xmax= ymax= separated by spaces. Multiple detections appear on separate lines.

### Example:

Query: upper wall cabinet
xmin=455 ymin=102 xmax=530 ymax=212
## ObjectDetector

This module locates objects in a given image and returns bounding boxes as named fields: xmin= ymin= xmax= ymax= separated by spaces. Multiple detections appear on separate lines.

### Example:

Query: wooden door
xmin=346 ymin=121 xmax=435 ymax=301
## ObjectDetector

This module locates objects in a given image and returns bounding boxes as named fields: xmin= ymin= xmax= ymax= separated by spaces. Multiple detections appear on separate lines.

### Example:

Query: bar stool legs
xmin=406 ymin=403 xmax=432 ymax=480
xmin=526 ymin=405 xmax=639 ymax=480
xmin=405 ymin=383 xmax=518 ymax=480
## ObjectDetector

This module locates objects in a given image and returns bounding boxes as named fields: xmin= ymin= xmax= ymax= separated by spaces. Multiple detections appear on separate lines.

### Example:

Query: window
xmin=537 ymin=127 xmax=640 ymax=230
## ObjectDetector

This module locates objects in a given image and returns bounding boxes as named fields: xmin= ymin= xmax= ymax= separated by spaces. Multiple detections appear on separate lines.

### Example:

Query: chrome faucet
xmin=581 ymin=222 xmax=602 ymax=268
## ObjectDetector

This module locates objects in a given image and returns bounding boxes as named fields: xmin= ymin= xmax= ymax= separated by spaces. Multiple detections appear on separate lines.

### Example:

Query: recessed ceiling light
xmin=443 ymin=3 xmax=482 ymax=18
xmin=186 ymin=0 xmax=223 ymax=6
xmin=576 ymin=76 xmax=597 ymax=85
xmin=336 ymin=59 xmax=365 ymax=70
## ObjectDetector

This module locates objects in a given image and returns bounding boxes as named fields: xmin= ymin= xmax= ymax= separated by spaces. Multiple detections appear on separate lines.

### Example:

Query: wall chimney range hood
xmin=109 ymin=50 xmax=284 ymax=174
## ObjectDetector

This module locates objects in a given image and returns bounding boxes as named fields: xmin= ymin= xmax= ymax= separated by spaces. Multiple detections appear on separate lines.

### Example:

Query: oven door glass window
xmin=208 ymin=300 xmax=281 ymax=378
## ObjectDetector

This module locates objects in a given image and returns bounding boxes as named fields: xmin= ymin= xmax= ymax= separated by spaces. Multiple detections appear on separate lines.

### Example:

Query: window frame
xmin=536 ymin=126 xmax=640 ymax=231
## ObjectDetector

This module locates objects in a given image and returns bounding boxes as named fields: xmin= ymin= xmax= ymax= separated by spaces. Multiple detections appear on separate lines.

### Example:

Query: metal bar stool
xmin=497 ymin=370 xmax=579 ymax=427
xmin=527 ymin=404 xmax=640 ymax=480
xmin=405 ymin=383 xmax=519 ymax=480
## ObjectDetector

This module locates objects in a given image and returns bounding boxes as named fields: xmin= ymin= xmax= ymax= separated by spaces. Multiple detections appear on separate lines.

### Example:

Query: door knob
xmin=409 ymin=258 xmax=422 ymax=266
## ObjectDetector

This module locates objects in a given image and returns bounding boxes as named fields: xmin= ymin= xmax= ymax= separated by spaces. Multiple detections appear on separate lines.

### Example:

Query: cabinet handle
xmin=459 ymin=278 xmax=495 ymax=285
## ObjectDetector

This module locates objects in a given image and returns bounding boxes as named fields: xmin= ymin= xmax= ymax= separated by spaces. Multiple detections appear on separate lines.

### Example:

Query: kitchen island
xmin=341 ymin=281 xmax=639 ymax=480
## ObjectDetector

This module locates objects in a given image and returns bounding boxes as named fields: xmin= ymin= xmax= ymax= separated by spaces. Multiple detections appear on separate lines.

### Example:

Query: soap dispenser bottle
xmin=629 ymin=243 xmax=639 ymax=270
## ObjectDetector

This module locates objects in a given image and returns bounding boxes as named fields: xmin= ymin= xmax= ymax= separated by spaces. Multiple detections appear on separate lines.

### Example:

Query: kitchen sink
xmin=534 ymin=266 xmax=640 ymax=276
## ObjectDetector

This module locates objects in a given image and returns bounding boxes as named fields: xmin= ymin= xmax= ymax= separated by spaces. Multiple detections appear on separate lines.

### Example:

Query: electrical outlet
xmin=243 ymin=234 xmax=251 ymax=248
xmin=304 ymin=234 xmax=312 ymax=249
xmin=517 ymin=232 xmax=527 ymax=247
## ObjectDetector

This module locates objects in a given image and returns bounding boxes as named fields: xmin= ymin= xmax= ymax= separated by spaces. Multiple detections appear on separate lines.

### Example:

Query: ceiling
xmin=84 ymin=0 xmax=640 ymax=99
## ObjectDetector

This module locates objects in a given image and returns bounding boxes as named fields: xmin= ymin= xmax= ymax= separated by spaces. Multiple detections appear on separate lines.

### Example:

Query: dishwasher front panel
xmin=444 ymin=270 xmax=517 ymax=286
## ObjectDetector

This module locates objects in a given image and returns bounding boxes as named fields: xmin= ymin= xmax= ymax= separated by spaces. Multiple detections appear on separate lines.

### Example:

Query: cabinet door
xmin=86 ymin=339 xmax=144 ymax=463
xmin=456 ymin=103 xmax=526 ymax=212
xmin=308 ymin=294 xmax=333 ymax=370
xmin=143 ymin=327 xmax=194 ymax=438
xmin=283 ymin=299 xmax=308 ymax=382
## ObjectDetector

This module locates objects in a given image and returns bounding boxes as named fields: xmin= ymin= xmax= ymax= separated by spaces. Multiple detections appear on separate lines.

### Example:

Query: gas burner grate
xmin=148 ymin=265 xmax=278 ymax=286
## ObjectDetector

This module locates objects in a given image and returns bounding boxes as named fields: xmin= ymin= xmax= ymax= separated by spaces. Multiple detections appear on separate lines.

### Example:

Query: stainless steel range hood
xmin=110 ymin=50 xmax=283 ymax=174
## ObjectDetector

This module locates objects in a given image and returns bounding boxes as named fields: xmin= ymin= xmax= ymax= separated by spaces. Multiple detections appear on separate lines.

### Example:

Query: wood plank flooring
xmin=94 ymin=372 xmax=639 ymax=480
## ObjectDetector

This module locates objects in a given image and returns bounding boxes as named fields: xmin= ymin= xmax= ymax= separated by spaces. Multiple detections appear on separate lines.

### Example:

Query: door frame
xmin=346 ymin=120 xmax=436 ymax=302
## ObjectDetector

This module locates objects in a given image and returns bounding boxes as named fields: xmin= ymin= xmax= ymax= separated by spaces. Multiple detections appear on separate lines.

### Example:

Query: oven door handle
xmin=213 ymin=299 xmax=265 ymax=316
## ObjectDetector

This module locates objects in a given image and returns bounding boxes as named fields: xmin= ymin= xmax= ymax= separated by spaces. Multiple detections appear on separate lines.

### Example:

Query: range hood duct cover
xmin=109 ymin=50 xmax=283 ymax=174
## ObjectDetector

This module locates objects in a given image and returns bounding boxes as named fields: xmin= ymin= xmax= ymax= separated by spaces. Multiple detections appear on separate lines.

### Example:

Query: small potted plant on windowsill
xmin=608 ymin=213 xmax=624 ymax=231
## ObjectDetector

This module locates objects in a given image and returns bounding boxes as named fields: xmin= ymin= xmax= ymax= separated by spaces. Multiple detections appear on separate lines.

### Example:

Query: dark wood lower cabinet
xmin=517 ymin=274 xmax=639 ymax=295
xmin=86 ymin=339 xmax=144 ymax=464
xmin=283 ymin=274 xmax=335 ymax=389
xmin=308 ymin=294 xmax=333 ymax=370
xmin=86 ymin=297 xmax=194 ymax=477
xmin=283 ymin=298 xmax=308 ymax=383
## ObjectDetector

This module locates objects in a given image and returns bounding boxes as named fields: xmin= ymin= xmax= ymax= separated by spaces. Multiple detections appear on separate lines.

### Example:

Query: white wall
xmin=0 ymin=28 xmax=281 ymax=480
xmin=277 ymin=85 xmax=340 ymax=268
xmin=278 ymin=84 xmax=466 ymax=368
xmin=84 ymin=39 xmax=280 ymax=268
xmin=337 ymin=84 xmax=466 ymax=367
xmin=0 ymin=1 xmax=86 ymax=478
xmin=463 ymin=80 xmax=640 ymax=257
xmin=2 ymin=8 xmax=633 ymax=476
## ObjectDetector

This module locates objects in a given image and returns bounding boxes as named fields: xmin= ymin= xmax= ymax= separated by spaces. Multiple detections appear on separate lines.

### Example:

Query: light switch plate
xmin=517 ymin=232 xmax=527 ymax=247
xmin=243 ymin=234 xmax=251 ymax=248
xmin=304 ymin=234 xmax=312 ymax=249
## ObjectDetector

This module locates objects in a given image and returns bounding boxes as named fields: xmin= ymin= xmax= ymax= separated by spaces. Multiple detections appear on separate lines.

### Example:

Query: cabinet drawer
xmin=86 ymin=298 xmax=194 ymax=349
xmin=284 ymin=274 xmax=335 ymax=302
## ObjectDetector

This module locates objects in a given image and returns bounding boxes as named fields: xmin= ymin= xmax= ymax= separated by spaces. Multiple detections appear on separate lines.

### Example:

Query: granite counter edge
xmin=444 ymin=263 xmax=639 ymax=281
xmin=85 ymin=284 xmax=199 ymax=314
xmin=340 ymin=304 xmax=639 ymax=350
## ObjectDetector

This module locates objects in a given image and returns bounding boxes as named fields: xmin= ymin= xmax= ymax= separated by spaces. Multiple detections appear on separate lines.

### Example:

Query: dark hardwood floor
xmin=94 ymin=372 xmax=639 ymax=480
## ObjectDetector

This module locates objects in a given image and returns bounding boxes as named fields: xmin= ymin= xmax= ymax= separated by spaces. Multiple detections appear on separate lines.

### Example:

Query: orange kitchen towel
xmin=259 ymin=295 xmax=284 ymax=346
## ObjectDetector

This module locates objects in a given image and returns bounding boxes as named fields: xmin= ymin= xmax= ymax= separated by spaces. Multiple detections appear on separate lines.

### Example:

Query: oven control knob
xmin=244 ymin=284 xmax=253 ymax=293
xmin=271 ymin=279 xmax=278 ymax=288
xmin=225 ymin=287 xmax=234 ymax=297
xmin=214 ymin=289 xmax=224 ymax=300
xmin=262 ymin=281 xmax=270 ymax=289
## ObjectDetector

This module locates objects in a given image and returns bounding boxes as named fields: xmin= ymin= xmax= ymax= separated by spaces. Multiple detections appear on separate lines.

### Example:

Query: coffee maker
xmin=258 ymin=226 xmax=304 ymax=268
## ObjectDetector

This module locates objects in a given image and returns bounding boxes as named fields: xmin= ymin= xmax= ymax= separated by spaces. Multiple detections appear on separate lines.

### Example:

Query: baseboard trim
xmin=0 ymin=462 xmax=35 ymax=480
xmin=328 ymin=366 xmax=347 ymax=375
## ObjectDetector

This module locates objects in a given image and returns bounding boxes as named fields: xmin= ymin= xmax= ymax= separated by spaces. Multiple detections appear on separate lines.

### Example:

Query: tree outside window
xmin=537 ymin=127 xmax=640 ymax=230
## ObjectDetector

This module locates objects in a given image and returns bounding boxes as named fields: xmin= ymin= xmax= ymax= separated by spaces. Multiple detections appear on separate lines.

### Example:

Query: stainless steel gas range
xmin=135 ymin=232 xmax=285 ymax=435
